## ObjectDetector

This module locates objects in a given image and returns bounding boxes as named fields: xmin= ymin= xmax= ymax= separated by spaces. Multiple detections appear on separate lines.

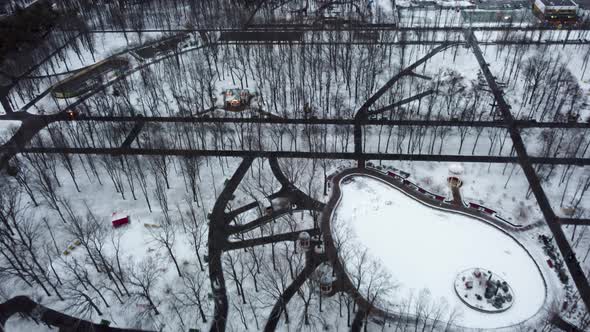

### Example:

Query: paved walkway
xmin=263 ymin=251 xmax=324 ymax=332
xmin=0 ymin=295 xmax=148 ymax=332
xmin=465 ymin=29 xmax=590 ymax=315
xmin=207 ymin=156 xmax=327 ymax=332
xmin=353 ymin=42 xmax=462 ymax=167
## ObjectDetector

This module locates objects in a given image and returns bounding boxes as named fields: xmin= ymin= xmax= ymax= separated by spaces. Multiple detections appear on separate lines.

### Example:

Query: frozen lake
xmin=332 ymin=175 xmax=546 ymax=329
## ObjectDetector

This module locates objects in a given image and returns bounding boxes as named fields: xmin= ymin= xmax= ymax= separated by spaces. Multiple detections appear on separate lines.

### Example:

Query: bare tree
xmin=149 ymin=219 xmax=183 ymax=277
xmin=171 ymin=266 xmax=210 ymax=324
xmin=60 ymin=256 xmax=109 ymax=318
xmin=128 ymin=256 xmax=162 ymax=316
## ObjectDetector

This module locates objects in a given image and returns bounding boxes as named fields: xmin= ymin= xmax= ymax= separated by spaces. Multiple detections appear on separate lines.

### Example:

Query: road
xmin=2 ymin=109 xmax=589 ymax=171
xmin=33 ymin=115 xmax=590 ymax=128
xmin=4 ymin=147 xmax=589 ymax=165
xmin=61 ymin=24 xmax=590 ymax=33
xmin=216 ymin=39 xmax=590 ymax=45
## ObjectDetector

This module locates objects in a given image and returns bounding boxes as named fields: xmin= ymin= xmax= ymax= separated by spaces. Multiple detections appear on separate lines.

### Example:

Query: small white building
xmin=447 ymin=163 xmax=464 ymax=188
xmin=298 ymin=231 xmax=311 ymax=251
xmin=533 ymin=0 xmax=578 ymax=24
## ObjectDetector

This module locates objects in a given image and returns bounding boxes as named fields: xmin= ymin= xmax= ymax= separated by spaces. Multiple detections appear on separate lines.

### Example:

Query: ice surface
xmin=333 ymin=175 xmax=547 ymax=329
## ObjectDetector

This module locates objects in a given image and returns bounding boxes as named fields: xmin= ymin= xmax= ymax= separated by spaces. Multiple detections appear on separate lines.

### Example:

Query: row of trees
xmin=53 ymin=0 xmax=251 ymax=31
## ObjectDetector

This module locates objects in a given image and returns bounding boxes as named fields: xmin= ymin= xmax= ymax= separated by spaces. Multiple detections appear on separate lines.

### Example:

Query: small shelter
xmin=298 ymin=231 xmax=311 ymax=251
xmin=265 ymin=204 xmax=274 ymax=215
xmin=111 ymin=212 xmax=130 ymax=228
xmin=223 ymin=88 xmax=255 ymax=111
xmin=320 ymin=274 xmax=333 ymax=294
xmin=447 ymin=163 xmax=464 ymax=188
xmin=271 ymin=197 xmax=291 ymax=210
xmin=66 ymin=109 xmax=79 ymax=120
xmin=473 ymin=269 xmax=482 ymax=278
xmin=533 ymin=0 xmax=578 ymax=25
xmin=314 ymin=243 xmax=325 ymax=254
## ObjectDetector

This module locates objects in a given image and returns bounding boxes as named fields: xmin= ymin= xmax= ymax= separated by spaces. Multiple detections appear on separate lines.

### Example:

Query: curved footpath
xmin=207 ymin=156 xmax=326 ymax=332
xmin=0 ymin=296 xmax=149 ymax=332
xmin=320 ymin=167 xmax=558 ymax=330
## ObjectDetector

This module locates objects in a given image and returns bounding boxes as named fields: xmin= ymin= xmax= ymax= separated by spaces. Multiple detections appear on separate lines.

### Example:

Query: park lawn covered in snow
xmin=332 ymin=175 xmax=548 ymax=329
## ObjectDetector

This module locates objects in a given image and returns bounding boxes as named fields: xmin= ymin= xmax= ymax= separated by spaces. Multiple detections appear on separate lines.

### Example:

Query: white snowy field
xmin=332 ymin=175 xmax=548 ymax=329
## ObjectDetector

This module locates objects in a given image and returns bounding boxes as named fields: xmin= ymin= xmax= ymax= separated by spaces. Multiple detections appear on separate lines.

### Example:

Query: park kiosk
xmin=298 ymin=231 xmax=311 ymax=251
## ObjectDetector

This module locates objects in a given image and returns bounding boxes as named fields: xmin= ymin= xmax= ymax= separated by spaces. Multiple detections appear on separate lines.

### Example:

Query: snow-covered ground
xmin=0 ymin=120 xmax=20 ymax=145
xmin=332 ymin=175 xmax=549 ymax=329
xmin=4 ymin=317 xmax=56 ymax=332
xmin=2 ymin=2 xmax=590 ymax=329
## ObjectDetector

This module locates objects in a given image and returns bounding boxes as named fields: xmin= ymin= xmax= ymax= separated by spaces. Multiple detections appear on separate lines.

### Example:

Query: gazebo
xmin=447 ymin=163 xmax=464 ymax=188
xmin=298 ymin=231 xmax=311 ymax=251
xmin=320 ymin=274 xmax=333 ymax=295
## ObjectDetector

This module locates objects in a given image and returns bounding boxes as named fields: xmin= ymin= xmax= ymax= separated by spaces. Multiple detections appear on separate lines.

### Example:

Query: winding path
xmin=353 ymin=42 xmax=462 ymax=167
xmin=207 ymin=157 xmax=326 ymax=332
xmin=0 ymin=296 xmax=149 ymax=332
